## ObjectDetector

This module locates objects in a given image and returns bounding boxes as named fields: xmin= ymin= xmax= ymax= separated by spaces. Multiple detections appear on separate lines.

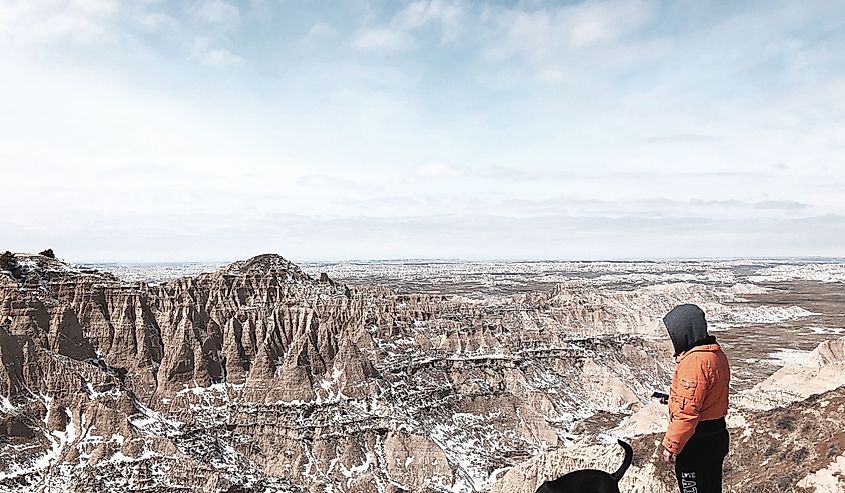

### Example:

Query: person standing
xmin=661 ymin=304 xmax=731 ymax=493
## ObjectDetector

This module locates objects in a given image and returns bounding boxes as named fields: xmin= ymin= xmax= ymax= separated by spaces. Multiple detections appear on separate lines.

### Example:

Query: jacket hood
xmin=663 ymin=304 xmax=711 ymax=356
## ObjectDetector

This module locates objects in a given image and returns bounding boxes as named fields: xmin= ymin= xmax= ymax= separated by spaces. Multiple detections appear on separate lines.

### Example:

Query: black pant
xmin=675 ymin=418 xmax=729 ymax=493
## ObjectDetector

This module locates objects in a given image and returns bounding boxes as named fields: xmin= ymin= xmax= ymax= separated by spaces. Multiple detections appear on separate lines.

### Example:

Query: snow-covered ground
xmin=84 ymin=258 xmax=845 ymax=294
xmin=5 ymin=255 xmax=843 ymax=493
xmin=83 ymin=262 xmax=227 ymax=284
xmin=749 ymin=262 xmax=845 ymax=284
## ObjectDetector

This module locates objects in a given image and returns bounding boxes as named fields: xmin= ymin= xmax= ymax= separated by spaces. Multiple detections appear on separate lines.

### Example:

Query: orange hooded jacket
xmin=662 ymin=342 xmax=730 ymax=454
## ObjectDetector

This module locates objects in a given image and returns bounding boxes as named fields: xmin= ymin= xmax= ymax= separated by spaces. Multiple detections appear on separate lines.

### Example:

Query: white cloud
xmin=192 ymin=36 xmax=245 ymax=67
xmin=0 ymin=1 xmax=246 ymax=68
xmin=193 ymin=0 xmax=240 ymax=29
xmin=137 ymin=11 xmax=180 ymax=33
xmin=414 ymin=162 xmax=465 ymax=178
xmin=482 ymin=8 xmax=552 ymax=62
xmin=304 ymin=22 xmax=337 ymax=41
xmin=351 ymin=27 xmax=414 ymax=52
xmin=0 ymin=0 xmax=118 ymax=46
xmin=69 ymin=0 xmax=117 ymax=16
xmin=185 ymin=1 xmax=243 ymax=66
xmin=566 ymin=0 xmax=654 ymax=47
xmin=350 ymin=0 xmax=466 ymax=53
xmin=480 ymin=0 xmax=656 ymax=67
xmin=203 ymin=46 xmax=245 ymax=67
xmin=394 ymin=0 xmax=466 ymax=42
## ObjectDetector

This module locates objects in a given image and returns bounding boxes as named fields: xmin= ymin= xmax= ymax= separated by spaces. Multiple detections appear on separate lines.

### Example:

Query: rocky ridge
xmin=0 ymin=252 xmax=834 ymax=492
xmin=494 ymin=336 xmax=845 ymax=493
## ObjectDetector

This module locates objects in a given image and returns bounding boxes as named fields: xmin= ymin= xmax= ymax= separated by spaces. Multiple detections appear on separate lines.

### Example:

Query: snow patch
xmin=0 ymin=395 xmax=15 ymax=412
xmin=711 ymin=305 xmax=816 ymax=327
xmin=749 ymin=263 xmax=845 ymax=284
xmin=798 ymin=454 xmax=845 ymax=492
xmin=808 ymin=326 xmax=845 ymax=335
xmin=767 ymin=348 xmax=813 ymax=367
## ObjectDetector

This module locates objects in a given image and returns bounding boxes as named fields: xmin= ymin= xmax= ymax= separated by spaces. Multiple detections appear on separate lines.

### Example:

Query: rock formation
xmin=0 ymin=252 xmax=839 ymax=492
xmin=494 ymin=334 xmax=845 ymax=493
xmin=0 ymin=252 xmax=677 ymax=491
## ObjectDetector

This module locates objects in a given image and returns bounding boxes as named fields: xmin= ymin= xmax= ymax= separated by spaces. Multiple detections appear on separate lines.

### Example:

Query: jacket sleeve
xmin=662 ymin=355 xmax=710 ymax=454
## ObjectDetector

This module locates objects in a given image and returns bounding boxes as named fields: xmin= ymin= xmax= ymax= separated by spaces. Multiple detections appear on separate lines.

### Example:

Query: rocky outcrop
xmin=527 ymin=281 xmax=808 ymax=337
xmin=490 ymin=438 xmax=675 ymax=493
xmin=0 ymin=252 xmax=680 ymax=492
xmin=527 ymin=335 xmax=845 ymax=493
xmin=2 ymin=252 xmax=831 ymax=492
xmin=495 ymin=381 xmax=845 ymax=493
xmin=733 ymin=336 xmax=845 ymax=410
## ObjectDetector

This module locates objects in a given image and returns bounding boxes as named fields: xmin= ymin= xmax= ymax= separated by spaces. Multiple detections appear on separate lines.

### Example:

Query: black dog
xmin=535 ymin=440 xmax=633 ymax=493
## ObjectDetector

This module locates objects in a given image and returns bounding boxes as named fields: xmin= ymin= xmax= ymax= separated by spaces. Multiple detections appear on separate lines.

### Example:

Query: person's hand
xmin=660 ymin=396 xmax=668 ymax=405
xmin=662 ymin=448 xmax=675 ymax=464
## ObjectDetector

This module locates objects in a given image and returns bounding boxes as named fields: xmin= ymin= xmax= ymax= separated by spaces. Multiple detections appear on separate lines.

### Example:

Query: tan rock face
xmin=497 ymin=382 xmax=845 ymax=493
xmin=490 ymin=439 xmax=676 ymax=493
xmin=733 ymin=336 xmax=845 ymax=410
xmin=4 ymin=253 xmax=839 ymax=492
xmin=1 ymin=252 xmax=679 ymax=492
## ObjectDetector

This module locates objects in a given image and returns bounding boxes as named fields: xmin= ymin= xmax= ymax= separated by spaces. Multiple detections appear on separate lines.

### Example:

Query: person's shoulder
xmin=678 ymin=350 xmax=708 ymax=370
xmin=708 ymin=344 xmax=729 ymax=362
xmin=715 ymin=345 xmax=730 ymax=366
xmin=680 ymin=346 xmax=721 ymax=371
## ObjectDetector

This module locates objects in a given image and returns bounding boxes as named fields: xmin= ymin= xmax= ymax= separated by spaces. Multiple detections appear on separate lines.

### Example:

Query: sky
xmin=1 ymin=0 xmax=844 ymax=262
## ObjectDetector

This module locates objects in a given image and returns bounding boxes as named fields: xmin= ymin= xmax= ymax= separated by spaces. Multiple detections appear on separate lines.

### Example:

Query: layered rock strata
xmin=1 ymin=252 xmax=827 ymax=492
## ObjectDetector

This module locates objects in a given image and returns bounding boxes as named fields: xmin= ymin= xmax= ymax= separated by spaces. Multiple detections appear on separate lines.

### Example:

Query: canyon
xmin=1 ymin=252 xmax=843 ymax=492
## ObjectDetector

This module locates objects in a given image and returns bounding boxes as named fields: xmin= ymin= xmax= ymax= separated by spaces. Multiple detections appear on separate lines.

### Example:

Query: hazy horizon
xmin=40 ymin=253 xmax=845 ymax=264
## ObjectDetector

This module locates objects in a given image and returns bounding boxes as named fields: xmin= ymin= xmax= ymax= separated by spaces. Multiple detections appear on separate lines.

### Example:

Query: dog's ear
xmin=534 ymin=482 xmax=556 ymax=493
